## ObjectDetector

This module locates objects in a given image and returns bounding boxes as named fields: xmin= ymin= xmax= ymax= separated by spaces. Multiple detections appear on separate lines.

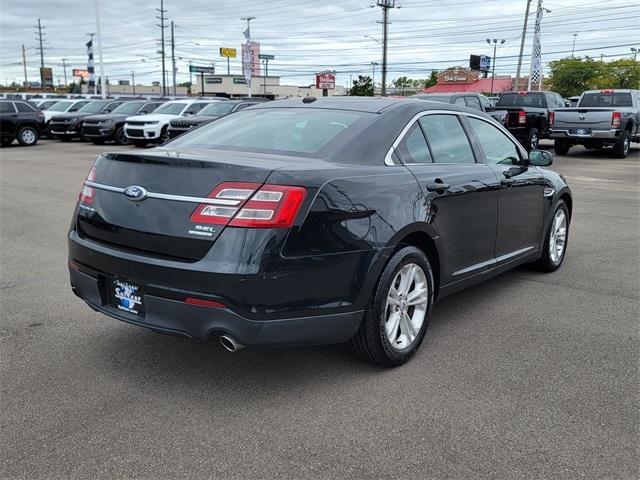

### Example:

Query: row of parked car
xmin=414 ymin=89 xmax=640 ymax=158
xmin=0 ymin=96 xmax=268 ymax=148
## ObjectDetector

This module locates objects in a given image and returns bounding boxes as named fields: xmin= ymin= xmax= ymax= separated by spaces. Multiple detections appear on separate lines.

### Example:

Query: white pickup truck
xmin=549 ymin=89 xmax=640 ymax=158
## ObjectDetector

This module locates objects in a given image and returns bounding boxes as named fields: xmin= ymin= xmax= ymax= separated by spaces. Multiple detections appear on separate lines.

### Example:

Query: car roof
xmin=582 ymin=89 xmax=637 ymax=94
xmin=251 ymin=96 xmax=407 ymax=113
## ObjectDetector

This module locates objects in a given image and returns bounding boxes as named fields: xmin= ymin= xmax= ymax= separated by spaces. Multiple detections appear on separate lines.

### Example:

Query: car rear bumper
xmin=69 ymin=263 xmax=363 ymax=346
xmin=550 ymin=128 xmax=620 ymax=139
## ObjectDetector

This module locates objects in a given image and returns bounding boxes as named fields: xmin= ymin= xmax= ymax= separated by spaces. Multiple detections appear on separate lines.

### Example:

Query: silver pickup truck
xmin=550 ymin=89 xmax=639 ymax=158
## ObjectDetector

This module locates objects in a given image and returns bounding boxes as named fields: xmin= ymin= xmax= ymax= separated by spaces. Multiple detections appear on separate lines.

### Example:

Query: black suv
xmin=168 ymin=99 xmax=267 ymax=138
xmin=49 ymin=100 xmax=127 ymax=142
xmin=82 ymin=100 xmax=165 ymax=145
xmin=0 ymin=99 xmax=45 ymax=147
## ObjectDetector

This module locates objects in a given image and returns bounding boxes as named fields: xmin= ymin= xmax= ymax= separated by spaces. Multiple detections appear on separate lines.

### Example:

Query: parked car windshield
xmin=78 ymin=101 xmax=110 ymax=113
xmin=169 ymin=108 xmax=366 ymax=154
xmin=579 ymin=92 xmax=632 ymax=107
xmin=497 ymin=93 xmax=545 ymax=107
xmin=111 ymin=102 xmax=147 ymax=114
xmin=153 ymin=102 xmax=187 ymax=115
xmin=199 ymin=102 xmax=237 ymax=116
xmin=48 ymin=101 xmax=74 ymax=111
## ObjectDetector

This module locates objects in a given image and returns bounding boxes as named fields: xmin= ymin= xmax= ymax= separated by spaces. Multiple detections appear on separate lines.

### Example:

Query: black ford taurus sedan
xmin=68 ymin=97 xmax=572 ymax=366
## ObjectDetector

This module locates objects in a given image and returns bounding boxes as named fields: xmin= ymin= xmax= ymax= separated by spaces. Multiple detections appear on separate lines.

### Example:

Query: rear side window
xmin=467 ymin=117 xmax=521 ymax=165
xmin=0 ymin=102 xmax=16 ymax=113
xmin=418 ymin=115 xmax=475 ymax=164
xmin=579 ymin=92 xmax=632 ymax=107
xmin=170 ymin=108 xmax=365 ymax=155
xmin=15 ymin=102 xmax=36 ymax=112
xmin=454 ymin=97 xmax=466 ymax=106
xmin=465 ymin=96 xmax=482 ymax=111
xmin=395 ymin=124 xmax=432 ymax=164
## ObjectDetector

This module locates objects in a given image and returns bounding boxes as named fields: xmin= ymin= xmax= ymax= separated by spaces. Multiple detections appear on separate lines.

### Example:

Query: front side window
xmin=467 ymin=117 xmax=521 ymax=165
xmin=479 ymin=95 xmax=492 ymax=110
xmin=395 ymin=124 xmax=432 ymax=164
xmin=170 ymin=108 xmax=365 ymax=155
xmin=418 ymin=114 xmax=475 ymax=164
xmin=184 ymin=102 xmax=211 ymax=115
xmin=465 ymin=96 xmax=482 ymax=111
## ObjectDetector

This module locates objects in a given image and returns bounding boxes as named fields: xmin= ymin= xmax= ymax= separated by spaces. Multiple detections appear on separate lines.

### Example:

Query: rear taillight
xmin=78 ymin=166 xmax=96 ymax=205
xmin=549 ymin=111 xmax=555 ymax=126
xmin=190 ymin=182 xmax=307 ymax=228
xmin=612 ymin=111 xmax=621 ymax=127
xmin=518 ymin=111 xmax=527 ymax=125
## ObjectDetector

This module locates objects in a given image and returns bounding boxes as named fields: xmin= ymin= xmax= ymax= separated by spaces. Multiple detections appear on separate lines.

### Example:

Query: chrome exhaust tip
xmin=220 ymin=334 xmax=245 ymax=352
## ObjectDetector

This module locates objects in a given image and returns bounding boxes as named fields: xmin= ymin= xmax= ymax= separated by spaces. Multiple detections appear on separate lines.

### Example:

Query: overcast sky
xmin=0 ymin=0 xmax=638 ymax=88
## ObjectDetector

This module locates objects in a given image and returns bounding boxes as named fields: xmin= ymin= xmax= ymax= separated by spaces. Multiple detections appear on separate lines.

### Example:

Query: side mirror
xmin=527 ymin=149 xmax=553 ymax=167
xmin=139 ymin=110 xmax=148 ymax=114
xmin=69 ymin=108 xmax=78 ymax=112
xmin=564 ymin=100 xmax=571 ymax=107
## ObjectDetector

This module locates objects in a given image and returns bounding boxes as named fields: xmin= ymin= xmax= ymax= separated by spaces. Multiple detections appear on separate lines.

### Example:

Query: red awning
xmin=424 ymin=78 xmax=512 ymax=93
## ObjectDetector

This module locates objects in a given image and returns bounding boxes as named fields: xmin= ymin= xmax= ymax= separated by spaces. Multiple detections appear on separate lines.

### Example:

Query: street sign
xmin=189 ymin=65 xmax=215 ymax=74
xmin=258 ymin=54 xmax=275 ymax=60
xmin=315 ymin=72 xmax=336 ymax=90
xmin=40 ymin=67 xmax=53 ymax=87
xmin=205 ymin=77 xmax=223 ymax=84
xmin=220 ymin=47 xmax=237 ymax=58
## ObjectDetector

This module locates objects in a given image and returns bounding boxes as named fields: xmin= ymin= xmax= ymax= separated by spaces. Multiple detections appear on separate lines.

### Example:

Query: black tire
xmin=554 ymin=139 xmax=571 ymax=156
xmin=133 ymin=140 xmax=148 ymax=148
xmin=532 ymin=200 xmax=570 ymax=272
xmin=526 ymin=127 xmax=539 ymax=151
xmin=350 ymin=246 xmax=434 ymax=367
xmin=159 ymin=126 xmax=170 ymax=144
xmin=0 ymin=137 xmax=13 ymax=147
xmin=114 ymin=126 xmax=129 ymax=145
xmin=16 ymin=125 xmax=39 ymax=146
xmin=612 ymin=130 xmax=631 ymax=159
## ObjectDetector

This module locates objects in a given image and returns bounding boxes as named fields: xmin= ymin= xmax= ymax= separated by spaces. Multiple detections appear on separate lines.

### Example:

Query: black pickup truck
xmin=488 ymin=91 xmax=566 ymax=150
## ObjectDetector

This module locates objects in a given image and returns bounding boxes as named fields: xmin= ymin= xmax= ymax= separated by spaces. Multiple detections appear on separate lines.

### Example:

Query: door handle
xmin=426 ymin=182 xmax=450 ymax=193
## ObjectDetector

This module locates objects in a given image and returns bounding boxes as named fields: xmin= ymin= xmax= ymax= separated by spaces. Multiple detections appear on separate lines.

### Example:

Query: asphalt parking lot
xmin=1 ymin=139 xmax=638 ymax=479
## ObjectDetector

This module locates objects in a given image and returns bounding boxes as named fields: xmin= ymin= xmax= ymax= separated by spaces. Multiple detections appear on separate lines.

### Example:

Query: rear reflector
xmin=78 ymin=166 xmax=97 ymax=205
xmin=611 ymin=111 xmax=621 ymax=127
xmin=549 ymin=111 xmax=555 ymax=126
xmin=518 ymin=111 xmax=527 ymax=125
xmin=190 ymin=182 xmax=307 ymax=228
xmin=185 ymin=297 xmax=226 ymax=308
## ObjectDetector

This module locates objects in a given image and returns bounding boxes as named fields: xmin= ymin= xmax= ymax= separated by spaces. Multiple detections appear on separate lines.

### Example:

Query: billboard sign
xmin=205 ymin=77 xmax=223 ymax=84
xmin=315 ymin=72 xmax=336 ymax=90
xmin=480 ymin=55 xmax=491 ymax=70
xmin=220 ymin=47 xmax=237 ymax=58
xmin=40 ymin=67 xmax=53 ymax=87
xmin=258 ymin=53 xmax=274 ymax=60
xmin=72 ymin=68 xmax=90 ymax=78
xmin=470 ymin=54 xmax=491 ymax=72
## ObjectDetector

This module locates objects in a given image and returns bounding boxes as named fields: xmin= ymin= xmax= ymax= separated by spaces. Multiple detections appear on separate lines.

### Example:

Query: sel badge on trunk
xmin=114 ymin=280 xmax=142 ymax=314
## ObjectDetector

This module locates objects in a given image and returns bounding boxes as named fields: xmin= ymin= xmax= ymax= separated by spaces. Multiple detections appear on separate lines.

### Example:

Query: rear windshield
xmin=168 ymin=108 xmax=365 ymax=154
xmin=497 ymin=93 xmax=546 ymax=107
xmin=579 ymin=92 xmax=632 ymax=107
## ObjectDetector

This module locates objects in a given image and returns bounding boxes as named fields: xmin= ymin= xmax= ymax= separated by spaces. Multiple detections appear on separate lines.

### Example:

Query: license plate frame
xmin=109 ymin=278 xmax=145 ymax=316
xmin=569 ymin=127 xmax=592 ymax=136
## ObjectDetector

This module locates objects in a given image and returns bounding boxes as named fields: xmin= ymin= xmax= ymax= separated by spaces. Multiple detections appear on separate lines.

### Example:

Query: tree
xmin=68 ymin=82 xmax=81 ymax=94
xmin=424 ymin=71 xmax=438 ymax=89
xmin=592 ymin=59 xmax=640 ymax=90
xmin=548 ymin=57 xmax=603 ymax=97
xmin=350 ymin=75 xmax=373 ymax=96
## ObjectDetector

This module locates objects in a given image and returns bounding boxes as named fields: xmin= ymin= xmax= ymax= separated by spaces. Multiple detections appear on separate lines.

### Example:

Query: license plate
xmin=570 ymin=128 xmax=591 ymax=136
xmin=110 ymin=278 xmax=145 ymax=315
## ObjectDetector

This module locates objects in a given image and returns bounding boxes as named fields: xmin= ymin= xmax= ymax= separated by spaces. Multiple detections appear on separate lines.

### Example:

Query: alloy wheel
xmin=384 ymin=263 xmax=429 ymax=350
xmin=21 ymin=129 xmax=36 ymax=145
xmin=549 ymin=209 xmax=567 ymax=264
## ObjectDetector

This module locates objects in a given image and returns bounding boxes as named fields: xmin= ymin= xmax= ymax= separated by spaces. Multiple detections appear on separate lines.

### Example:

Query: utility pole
xmin=35 ymin=18 xmax=46 ymax=92
xmin=94 ymin=0 xmax=106 ymax=98
xmin=515 ymin=0 xmax=531 ymax=91
xmin=131 ymin=71 xmax=135 ymax=95
xmin=171 ymin=21 xmax=176 ymax=95
xmin=571 ymin=33 xmax=578 ymax=57
xmin=156 ymin=0 xmax=167 ymax=96
xmin=62 ymin=58 xmax=68 ymax=87
xmin=188 ymin=62 xmax=193 ymax=93
xmin=376 ymin=0 xmax=397 ymax=96
xmin=21 ymin=44 xmax=28 ymax=89
xmin=371 ymin=62 xmax=378 ymax=94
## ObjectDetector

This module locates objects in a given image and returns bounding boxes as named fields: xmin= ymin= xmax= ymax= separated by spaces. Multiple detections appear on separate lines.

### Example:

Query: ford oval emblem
xmin=124 ymin=185 xmax=148 ymax=201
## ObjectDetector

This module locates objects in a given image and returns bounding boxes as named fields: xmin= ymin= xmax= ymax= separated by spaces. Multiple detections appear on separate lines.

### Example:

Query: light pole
xmin=131 ymin=71 xmax=135 ymax=95
xmin=571 ymin=33 xmax=578 ymax=57
xmin=632 ymin=47 xmax=638 ymax=61
xmin=371 ymin=62 xmax=379 ymax=94
xmin=487 ymin=38 xmax=505 ymax=95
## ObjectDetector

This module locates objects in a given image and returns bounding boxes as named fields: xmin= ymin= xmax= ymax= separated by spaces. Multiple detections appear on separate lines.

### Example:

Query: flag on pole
xmin=528 ymin=0 xmax=543 ymax=91
xmin=86 ymin=38 xmax=96 ymax=94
